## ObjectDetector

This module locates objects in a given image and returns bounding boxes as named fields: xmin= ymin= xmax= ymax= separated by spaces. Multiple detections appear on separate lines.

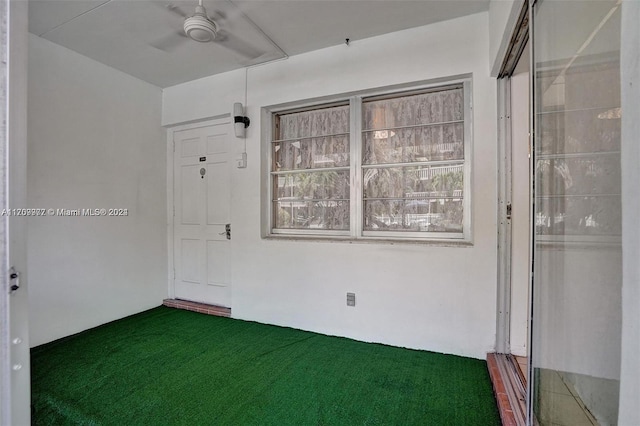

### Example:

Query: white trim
xmin=352 ymin=96 xmax=363 ymax=237
xmin=165 ymin=116 xmax=232 ymax=301
xmin=166 ymin=128 xmax=174 ymax=299
xmin=619 ymin=1 xmax=640 ymax=423
xmin=496 ymin=77 xmax=513 ymax=355
xmin=526 ymin=2 xmax=535 ymax=423
xmin=1 ymin=0 xmax=30 ymax=423
xmin=261 ymin=108 xmax=273 ymax=239
xmin=265 ymin=75 xmax=472 ymax=115
xmin=0 ymin=1 xmax=10 ymax=420
xmin=165 ymin=115 xmax=230 ymax=133
xmin=272 ymin=229 xmax=351 ymax=237
xmin=463 ymin=79 xmax=473 ymax=243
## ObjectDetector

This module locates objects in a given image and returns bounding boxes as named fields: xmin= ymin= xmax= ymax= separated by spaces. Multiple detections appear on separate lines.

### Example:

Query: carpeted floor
xmin=31 ymin=306 xmax=500 ymax=425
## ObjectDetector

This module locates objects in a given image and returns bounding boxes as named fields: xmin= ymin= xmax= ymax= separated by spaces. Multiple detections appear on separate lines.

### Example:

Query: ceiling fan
xmin=153 ymin=0 xmax=264 ymax=59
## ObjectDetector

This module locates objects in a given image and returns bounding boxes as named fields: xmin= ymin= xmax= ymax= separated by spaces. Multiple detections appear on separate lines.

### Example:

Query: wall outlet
xmin=236 ymin=152 xmax=247 ymax=168
xmin=347 ymin=292 xmax=356 ymax=307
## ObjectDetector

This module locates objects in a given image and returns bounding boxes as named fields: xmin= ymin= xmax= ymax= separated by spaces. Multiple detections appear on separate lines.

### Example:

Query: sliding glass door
xmin=531 ymin=0 xmax=622 ymax=424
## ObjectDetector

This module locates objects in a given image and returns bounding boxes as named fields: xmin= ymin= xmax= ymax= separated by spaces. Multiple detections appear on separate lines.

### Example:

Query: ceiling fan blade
xmin=210 ymin=9 xmax=227 ymax=22
xmin=150 ymin=31 xmax=189 ymax=52
xmin=215 ymin=29 xmax=264 ymax=59
xmin=155 ymin=2 xmax=189 ymax=18
xmin=210 ymin=5 xmax=244 ymax=24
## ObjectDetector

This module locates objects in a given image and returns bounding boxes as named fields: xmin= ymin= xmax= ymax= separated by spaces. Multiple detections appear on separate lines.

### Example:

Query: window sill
xmin=263 ymin=234 xmax=473 ymax=247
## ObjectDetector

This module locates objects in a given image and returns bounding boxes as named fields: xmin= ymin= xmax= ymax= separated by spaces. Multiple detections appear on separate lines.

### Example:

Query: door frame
xmin=496 ymin=76 xmax=513 ymax=355
xmin=165 ymin=116 xmax=232 ymax=301
xmin=1 ymin=0 xmax=30 ymax=424
xmin=495 ymin=1 xmax=537 ymax=424
xmin=495 ymin=0 xmax=531 ymax=355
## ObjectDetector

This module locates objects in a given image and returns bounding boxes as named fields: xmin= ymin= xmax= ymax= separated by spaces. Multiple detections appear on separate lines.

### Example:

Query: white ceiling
xmin=29 ymin=0 xmax=490 ymax=88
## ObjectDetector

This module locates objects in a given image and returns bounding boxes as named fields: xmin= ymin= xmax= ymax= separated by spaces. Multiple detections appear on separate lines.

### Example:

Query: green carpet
xmin=31 ymin=306 xmax=499 ymax=425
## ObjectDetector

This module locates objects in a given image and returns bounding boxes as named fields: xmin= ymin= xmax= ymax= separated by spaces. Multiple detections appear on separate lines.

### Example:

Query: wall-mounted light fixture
xmin=233 ymin=102 xmax=250 ymax=138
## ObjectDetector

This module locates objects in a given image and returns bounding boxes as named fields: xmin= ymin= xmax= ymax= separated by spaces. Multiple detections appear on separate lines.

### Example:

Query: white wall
xmin=164 ymin=13 xmax=498 ymax=359
xmin=162 ymin=70 xmax=245 ymax=126
xmin=27 ymin=35 xmax=167 ymax=347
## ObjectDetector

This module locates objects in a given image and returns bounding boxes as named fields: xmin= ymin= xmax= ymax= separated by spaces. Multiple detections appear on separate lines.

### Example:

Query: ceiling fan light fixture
xmin=184 ymin=11 xmax=217 ymax=43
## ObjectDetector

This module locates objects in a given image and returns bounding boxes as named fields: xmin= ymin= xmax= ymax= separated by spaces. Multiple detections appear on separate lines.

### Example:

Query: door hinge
xmin=9 ymin=267 xmax=20 ymax=293
xmin=506 ymin=203 xmax=512 ymax=220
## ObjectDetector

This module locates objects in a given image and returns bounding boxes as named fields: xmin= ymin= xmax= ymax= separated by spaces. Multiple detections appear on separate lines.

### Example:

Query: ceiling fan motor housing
xmin=184 ymin=6 xmax=218 ymax=42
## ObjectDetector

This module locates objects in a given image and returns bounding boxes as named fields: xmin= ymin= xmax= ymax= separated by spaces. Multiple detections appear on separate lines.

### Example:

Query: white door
xmin=1 ymin=1 xmax=30 ymax=424
xmin=173 ymin=123 xmax=231 ymax=307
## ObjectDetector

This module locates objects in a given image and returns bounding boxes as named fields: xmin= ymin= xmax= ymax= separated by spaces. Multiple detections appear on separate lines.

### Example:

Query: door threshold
xmin=487 ymin=353 xmax=527 ymax=426
xmin=163 ymin=298 xmax=231 ymax=318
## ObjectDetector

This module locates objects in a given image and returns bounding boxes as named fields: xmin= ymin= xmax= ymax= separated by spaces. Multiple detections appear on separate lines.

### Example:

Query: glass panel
xmin=363 ymin=164 xmax=463 ymax=234
xmin=363 ymin=165 xmax=463 ymax=199
xmin=360 ymin=85 xmax=466 ymax=237
xmin=535 ymin=195 xmax=621 ymax=236
xmin=274 ymin=200 xmax=349 ymax=230
xmin=277 ymin=104 xmax=349 ymax=140
xmin=273 ymin=135 xmax=349 ymax=171
xmin=363 ymin=88 xmax=463 ymax=130
xmin=273 ymin=103 xmax=351 ymax=232
xmin=363 ymin=123 xmax=463 ymax=164
xmin=537 ymin=109 xmax=621 ymax=155
xmin=536 ymin=155 xmax=621 ymax=197
xmin=363 ymin=199 xmax=462 ymax=232
xmin=273 ymin=171 xmax=350 ymax=200
xmin=532 ymin=1 xmax=622 ymax=425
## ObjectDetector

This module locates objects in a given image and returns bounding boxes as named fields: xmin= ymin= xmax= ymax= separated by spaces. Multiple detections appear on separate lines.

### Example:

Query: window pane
xmin=536 ymin=156 xmax=621 ymax=197
xmin=363 ymin=165 xmax=463 ymax=199
xmin=361 ymin=86 xmax=466 ymax=237
xmin=277 ymin=105 xmax=349 ymax=139
xmin=274 ymin=200 xmax=349 ymax=230
xmin=535 ymin=58 xmax=621 ymax=239
xmin=536 ymin=195 xmax=621 ymax=237
xmin=273 ymin=135 xmax=349 ymax=171
xmin=537 ymin=109 xmax=621 ymax=155
xmin=272 ymin=102 xmax=351 ymax=233
xmin=363 ymin=88 xmax=463 ymax=130
xmin=363 ymin=199 xmax=463 ymax=232
xmin=273 ymin=171 xmax=350 ymax=201
xmin=363 ymin=123 xmax=463 ymax=164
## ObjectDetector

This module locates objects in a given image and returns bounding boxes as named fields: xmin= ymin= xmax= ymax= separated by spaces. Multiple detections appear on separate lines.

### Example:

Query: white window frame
xmin=262 ymin=77 xmax=473 ymax=243
xmin=268 ymin=101 xmax=352 ymax=238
